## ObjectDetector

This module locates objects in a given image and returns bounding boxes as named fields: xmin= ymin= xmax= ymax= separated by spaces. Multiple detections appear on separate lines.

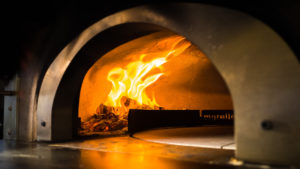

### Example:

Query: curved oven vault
xmin=36 ymin=3 xmax=300 ymax=167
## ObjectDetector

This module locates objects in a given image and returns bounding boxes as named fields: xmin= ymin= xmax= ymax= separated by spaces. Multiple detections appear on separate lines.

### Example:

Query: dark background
xmin=1 ymin=0 xmax=300 ymax=82
xmin=0 ymin=0 xmax=299 ymax=138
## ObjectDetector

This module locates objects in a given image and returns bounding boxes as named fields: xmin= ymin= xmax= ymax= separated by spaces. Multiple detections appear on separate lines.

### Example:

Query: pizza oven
xmin=2 ymin=2 xmax=299 ymax=168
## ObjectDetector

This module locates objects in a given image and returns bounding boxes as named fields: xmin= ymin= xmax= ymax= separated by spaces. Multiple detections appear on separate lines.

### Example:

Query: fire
xmin=79 ymin=32 xmax=233 ymax=134
xmin=80 ymin=35 xmax=192 ymax=133
xmin=105 ymin=55 xmax=166 ymax=107
xmin=104 ymin=36 xmax=191 ymax=109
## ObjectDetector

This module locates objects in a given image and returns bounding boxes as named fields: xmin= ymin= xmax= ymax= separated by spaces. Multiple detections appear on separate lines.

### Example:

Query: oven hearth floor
xmin=133 ymin=126 xmax=235 ymax=150
xmin=0 ymin=126 xmax=279 ymax=169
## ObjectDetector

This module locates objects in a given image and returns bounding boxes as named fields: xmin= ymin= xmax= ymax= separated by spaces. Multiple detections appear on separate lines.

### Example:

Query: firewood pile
xmin=80 ymin=96 xmax=163 ymax=133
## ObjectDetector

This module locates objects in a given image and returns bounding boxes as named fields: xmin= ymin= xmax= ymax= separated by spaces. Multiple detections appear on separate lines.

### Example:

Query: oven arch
xmin=36 ymin=3 xmax=300 ymax=166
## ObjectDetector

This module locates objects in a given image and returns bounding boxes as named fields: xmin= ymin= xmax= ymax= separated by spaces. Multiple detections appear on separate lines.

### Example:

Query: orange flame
xmin=105 ymin=36 xmax=191 ymax=108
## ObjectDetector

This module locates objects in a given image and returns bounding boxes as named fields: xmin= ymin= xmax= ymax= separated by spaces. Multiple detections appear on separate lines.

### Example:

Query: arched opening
xmin=78 ymin=29 xmax=234 ymax=149
xmin=36 ymin=3 xmax=299 ymax=166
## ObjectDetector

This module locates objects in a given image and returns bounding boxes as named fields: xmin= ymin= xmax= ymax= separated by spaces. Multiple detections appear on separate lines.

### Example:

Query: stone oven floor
xmin=0 ymin=127 xmax=282 ymax=169
xmin=133 ymin=126 xmax=235 ymax=150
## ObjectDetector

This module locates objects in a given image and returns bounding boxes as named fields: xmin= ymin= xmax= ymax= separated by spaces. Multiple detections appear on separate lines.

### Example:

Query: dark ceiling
xmin=1 ymin=0 xmax=300 ymax=83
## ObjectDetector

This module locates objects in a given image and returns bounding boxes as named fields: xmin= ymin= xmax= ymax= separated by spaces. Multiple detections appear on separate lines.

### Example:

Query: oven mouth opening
xmin=77 ymin=30 xmax=234 ymax=149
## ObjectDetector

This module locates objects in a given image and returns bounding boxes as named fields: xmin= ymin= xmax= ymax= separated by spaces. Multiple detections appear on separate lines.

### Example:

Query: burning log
xmin=81 ymin=104 xmax=126 ymax=132
xmin=81 ymin=96 xmax=161 ymax=133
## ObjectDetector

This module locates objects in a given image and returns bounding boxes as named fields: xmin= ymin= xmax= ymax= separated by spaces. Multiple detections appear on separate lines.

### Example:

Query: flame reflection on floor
xmin=50 ymin=131 xmax=233 ymax=166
